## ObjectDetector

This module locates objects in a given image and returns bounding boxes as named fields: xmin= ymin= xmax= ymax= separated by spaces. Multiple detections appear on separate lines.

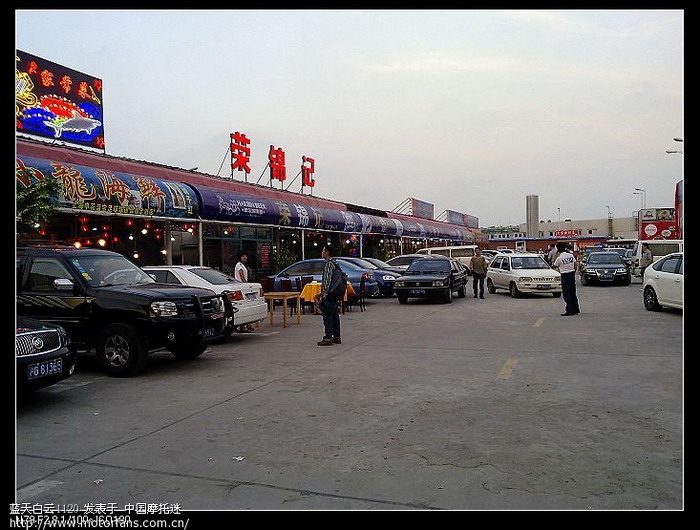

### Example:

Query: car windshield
xmin=406 ymin=260 xmax=450 ymax=273
xmin=343 ymin=258 xmax=377 ymax=269
xmin=68 ymin=255 xmax=155 ymax=287
xmin=364 ymin=257 xmax=391 ymax=268
xmin=587 ymin=253 xmax=623 ymax=265
xmin=510 ymin=257 xmax=550 ymax=269
xmin=387 ymin=256 xmax=419 ymax=266
xmin=190 ymin=267 xmax=238 ymax=285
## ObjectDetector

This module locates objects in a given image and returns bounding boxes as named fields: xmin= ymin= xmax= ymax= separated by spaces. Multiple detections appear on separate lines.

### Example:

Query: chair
xmin=259 ymin=277 xmax=272 ymax=293
xmin=299 ymin=276 xmax=315 ymax=314
xmin=280 ymin=278 xmax=293 ymax=292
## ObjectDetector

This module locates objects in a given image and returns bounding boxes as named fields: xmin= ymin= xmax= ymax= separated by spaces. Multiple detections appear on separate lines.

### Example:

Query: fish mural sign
xmin=15 ymin=50 xmax=105 ymax=151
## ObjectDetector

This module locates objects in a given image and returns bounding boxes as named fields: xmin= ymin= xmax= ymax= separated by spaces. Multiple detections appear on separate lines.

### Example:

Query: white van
xmin=416 ymin=245 xmax=479 ymax=273
xmin=631 ymin=239 xmax=684 ymax=277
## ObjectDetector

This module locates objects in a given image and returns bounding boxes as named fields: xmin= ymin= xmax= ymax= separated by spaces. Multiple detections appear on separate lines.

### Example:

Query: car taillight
xmin=227 ymin=290 xmax=244 ymax=301
xmin=260 ymin=287 xmax=264 ymax=297
xmin=362 ymin=273 xmax=371 ymax=279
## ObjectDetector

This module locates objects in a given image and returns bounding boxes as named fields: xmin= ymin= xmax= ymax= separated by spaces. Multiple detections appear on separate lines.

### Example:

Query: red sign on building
xmin=301 ymin=156 xmax=315 ymax=187
xmin=268 ymin=146 xmax=287 ymax=182
xmin=230 ymin=132 xmax=251 ymax=174
xmin=555 ymin=229 xmax=580 ymax=237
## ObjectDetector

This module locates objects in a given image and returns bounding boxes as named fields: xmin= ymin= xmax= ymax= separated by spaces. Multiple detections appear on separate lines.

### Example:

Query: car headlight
xmin=432 ymin=280 xmax=448 ymax=287
xmin=616 ymin=268 xmax=627 ymax=273
xmin=382 ymin=275 xmax=396 ymax=281
xmin=519 ymin=277 xmax=533 ymax=282
xmin=395 ymin=281 xmax=404 ymax=287
xmin=211 ymin=296 xmax=225 ymax=312
xmin=149 ymin=300 xmax=178 ymax=317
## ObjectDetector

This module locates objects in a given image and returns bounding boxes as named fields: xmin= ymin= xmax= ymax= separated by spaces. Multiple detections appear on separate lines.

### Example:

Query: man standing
xmin=553 ymin=242 xmax=580 ymax=316
xmin=547 ymin=243 xmax=558 ymax=265
xmin=316 ymin=245 xmax=341 ymax=346
xmin=640 ymin=243 xmax=653 ymax=279
xmin=470 ymin=247 xmax=488 ymax=299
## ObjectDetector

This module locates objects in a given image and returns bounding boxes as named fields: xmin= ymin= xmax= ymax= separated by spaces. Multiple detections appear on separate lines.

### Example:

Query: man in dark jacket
xmin=316 ymin=245 xmax=341 ymax=346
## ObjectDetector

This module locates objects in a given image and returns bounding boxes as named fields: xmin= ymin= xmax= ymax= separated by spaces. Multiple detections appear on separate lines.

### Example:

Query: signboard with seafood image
xmin=15 ymin=50 xmax=105 ymax=151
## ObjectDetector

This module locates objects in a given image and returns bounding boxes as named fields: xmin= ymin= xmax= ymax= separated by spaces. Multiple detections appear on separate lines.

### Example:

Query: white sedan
xmin=486 ymin=253 xmax=562 ymax=298
xmin=642 ymin=252 xmax=683 ymax=311
xmin=143 ymin=265 xmax=267 ymax=331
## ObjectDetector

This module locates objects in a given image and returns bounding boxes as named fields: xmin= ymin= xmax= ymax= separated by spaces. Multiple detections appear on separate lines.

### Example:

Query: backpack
xmin=328 ymin=260 xmax=349 ymax=298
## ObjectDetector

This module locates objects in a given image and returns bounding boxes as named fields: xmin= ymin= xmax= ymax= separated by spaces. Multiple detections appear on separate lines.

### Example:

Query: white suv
xmin=143 ymin=265 xmax=267 ymax=332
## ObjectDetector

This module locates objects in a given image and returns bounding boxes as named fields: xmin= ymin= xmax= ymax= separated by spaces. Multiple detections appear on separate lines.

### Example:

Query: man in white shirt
xmin=553 ymin=243 xmax=580 ymax=316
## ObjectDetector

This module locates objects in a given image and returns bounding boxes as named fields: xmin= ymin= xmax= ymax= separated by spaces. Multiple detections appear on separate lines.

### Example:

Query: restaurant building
xmin=17 ymin=137 xmax=484 ymax=280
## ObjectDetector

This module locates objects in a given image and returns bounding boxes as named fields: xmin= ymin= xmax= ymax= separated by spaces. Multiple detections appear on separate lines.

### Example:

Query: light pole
xmin=634 ymin=188 xmax=646 ymax=208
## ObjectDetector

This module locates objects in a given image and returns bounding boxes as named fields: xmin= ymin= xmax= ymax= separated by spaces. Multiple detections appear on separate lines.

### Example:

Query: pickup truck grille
xmin=16 ymin=329 xmax=61 ymax=357
xmin=174 ymin=296 xmax=224 ymax=316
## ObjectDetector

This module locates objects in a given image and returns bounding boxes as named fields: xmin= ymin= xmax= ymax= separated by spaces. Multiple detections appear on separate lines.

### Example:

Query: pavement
xmin=16 ymin=278 xmax=683 ymax=513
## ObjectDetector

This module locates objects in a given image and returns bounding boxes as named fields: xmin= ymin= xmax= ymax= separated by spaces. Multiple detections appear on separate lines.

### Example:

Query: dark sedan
xmin=16 ymin=316 xmax=77 ymax=393
xmin=335 ymin=257 xmax=401 ymax=297
xmin=394 ymin=257 xmax=468 ymax=304
xmin=580 ymin=251 xmax=632 ymax=286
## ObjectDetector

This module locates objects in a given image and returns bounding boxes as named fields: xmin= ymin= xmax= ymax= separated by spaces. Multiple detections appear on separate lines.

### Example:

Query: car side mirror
xmin=53 ymin=278 xmax=74 ymax=291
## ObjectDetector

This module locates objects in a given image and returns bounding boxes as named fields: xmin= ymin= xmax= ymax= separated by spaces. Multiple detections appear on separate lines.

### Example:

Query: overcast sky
xmin=15 ymin=9 xmax=684 ymax=228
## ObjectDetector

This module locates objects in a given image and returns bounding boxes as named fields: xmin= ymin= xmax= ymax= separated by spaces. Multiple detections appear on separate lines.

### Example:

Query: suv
xmin=17 ymin=247 xmax=234 ymax=377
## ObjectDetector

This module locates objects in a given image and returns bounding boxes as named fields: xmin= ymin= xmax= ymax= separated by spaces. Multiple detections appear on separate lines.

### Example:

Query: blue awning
xmin=17 ymin=155 xmax=199 ymax=219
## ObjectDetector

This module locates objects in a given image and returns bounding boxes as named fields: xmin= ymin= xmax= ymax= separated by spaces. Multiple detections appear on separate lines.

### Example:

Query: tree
xmin=16 ymin=177 xmax=60 ymax=237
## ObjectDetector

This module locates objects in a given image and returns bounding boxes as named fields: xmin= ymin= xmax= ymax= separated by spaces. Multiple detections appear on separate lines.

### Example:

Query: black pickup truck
xmin=16 ymin=246 xmax=234 ymax=377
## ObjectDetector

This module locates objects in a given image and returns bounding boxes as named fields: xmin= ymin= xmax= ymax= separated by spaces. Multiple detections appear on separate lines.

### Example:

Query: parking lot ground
xmin=16 ymin=280 xmax=683 ymax=512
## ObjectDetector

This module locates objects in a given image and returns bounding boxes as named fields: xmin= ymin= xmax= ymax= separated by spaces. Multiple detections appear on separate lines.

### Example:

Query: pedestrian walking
xmin=640 ymin=243 xmax=653 ymax=279
xmin=234 ymin=251 xmax=255 ymax=332
xmin=546 ymin=243 xmax=558 ymax=265
xmin=553 ymin=242 xmax=580 ymax=316
xmin=316 ymin=245 xmax=342 ymax=346
xmin=470 ymin=247 xmax=488 ymax=299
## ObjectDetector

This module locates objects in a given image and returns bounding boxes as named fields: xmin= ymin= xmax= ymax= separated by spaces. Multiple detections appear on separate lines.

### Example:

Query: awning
xmin=17 ymin=155 xmax=199 ymax=219
xmin=195 ymin=185 xmax=473 ymax=241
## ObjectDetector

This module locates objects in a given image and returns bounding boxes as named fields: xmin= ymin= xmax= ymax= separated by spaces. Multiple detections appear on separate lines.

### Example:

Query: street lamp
xmin=634 ymin=188 xmax=646 ymax=208
xmin=606 ymin=205 xmax=612 ymax=218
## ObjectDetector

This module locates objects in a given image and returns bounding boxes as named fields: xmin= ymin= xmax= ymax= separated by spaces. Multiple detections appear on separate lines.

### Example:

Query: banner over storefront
xmin=17 ymin=156 xmax=199 ymax=219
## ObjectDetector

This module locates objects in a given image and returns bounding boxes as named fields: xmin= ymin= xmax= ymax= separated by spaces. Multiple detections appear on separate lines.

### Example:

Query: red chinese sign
xmin=230 ymin=132 xmax=251 ymax=174
xmin=269 ymin=145 xmax=287 ymax=182
xmin=555 ymin=229 xmax=580 ymax=237
xmin=301 ymin=156 xmax=315 ymax=187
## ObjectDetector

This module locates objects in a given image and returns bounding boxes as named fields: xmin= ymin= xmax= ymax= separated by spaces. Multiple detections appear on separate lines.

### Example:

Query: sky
xmin=15 ymin=9 xmax=684 ymax=228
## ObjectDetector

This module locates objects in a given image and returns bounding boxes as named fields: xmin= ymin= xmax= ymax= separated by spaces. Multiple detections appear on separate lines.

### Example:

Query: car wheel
xmin=398 ymin=296 xmax=407 ymax=304
xmin=96 ymin=323 xmax=148 ymax=377
xmin=643 ymin=286 xmax=662 ymax=311
xmin=509 ymin=282 xmax=520 ymax=298
xmin=457 ymin=284 xmax=466 ymax=298
xmin=170 ymin=341 xmax=208 ymax=359
xmin=487 ymin=278 xmax=496 ymax=294
xmin=444 ymin=288 xmax=453 ymax=303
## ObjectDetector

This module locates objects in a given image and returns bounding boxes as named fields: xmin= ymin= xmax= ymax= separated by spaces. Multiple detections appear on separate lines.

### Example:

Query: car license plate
xmin=410 ymin=289 xmax=426 ymax=295
xmin=204 ymin=327 xmax=216 ymax=338
xmin=600 ymin=274 xmax=613 ymax=280
xmin=27 ymin=358 xmax=62 ymax=380
xmin=536 ymin=284 xmax=551 ymax=289
xmin=245 ymin=292 xmax=257 ymax=300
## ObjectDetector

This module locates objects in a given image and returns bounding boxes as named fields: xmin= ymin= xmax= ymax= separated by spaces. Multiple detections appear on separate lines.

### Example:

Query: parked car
xmin=142 ymin=265 xmax=266 ymax=334
xmin=631 ymin=239 xmax=684 ymax=277
xmin=486 ymin=253 xmax=562 ymax=298
xmin=335 ymin=257 xmax=401 ymax=297
xmin=361 ymin=257 xmax=398 ymax=271
xmin=643 ymin=252 xmax=683 ymax=311
xmin=394 ymin=257 xmax=468 ymax=304
xmin=16 ymin=316 xmax=77 ymax=394
xmin=579 ymin=251 xmax=631 ymax=286
xmin=480 ymin=249 xmax=500 ymax=266
xmin=268 ymin=258 xmax=379 ymax=298
xmin=17 ymin=247 xmax=234 ymax=377
xmin=383 ymin=254 xmax=432 ymax=273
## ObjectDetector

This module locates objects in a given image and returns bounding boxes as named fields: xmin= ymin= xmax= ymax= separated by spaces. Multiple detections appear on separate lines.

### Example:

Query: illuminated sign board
xmin=16 ymin=50 xmax=105 ymax=151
